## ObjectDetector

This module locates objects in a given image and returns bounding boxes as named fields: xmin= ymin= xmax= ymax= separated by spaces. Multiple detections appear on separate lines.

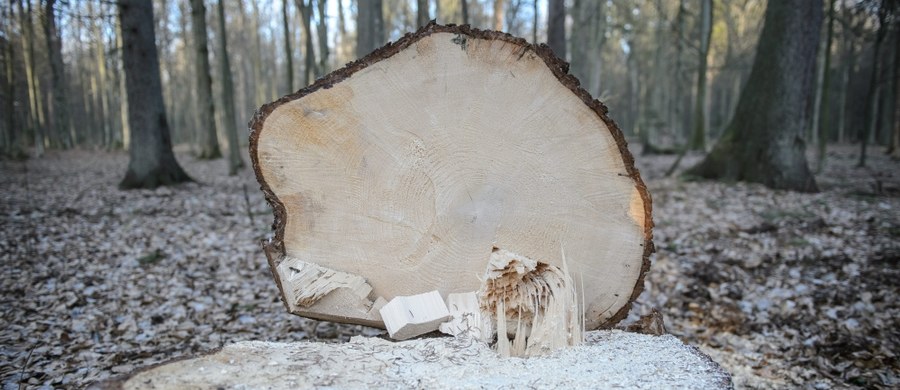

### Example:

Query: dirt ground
xmin=1 ymin=144 xmax=897 ymax=389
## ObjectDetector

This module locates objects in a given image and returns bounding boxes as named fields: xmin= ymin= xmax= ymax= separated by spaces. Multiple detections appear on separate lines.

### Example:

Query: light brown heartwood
xmin=250 ymin=22 xmax=653 ymax=332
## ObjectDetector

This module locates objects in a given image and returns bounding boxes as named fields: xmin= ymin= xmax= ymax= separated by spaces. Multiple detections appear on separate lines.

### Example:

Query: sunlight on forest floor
xmin=0 ymin=144 xmax=897 ymax=389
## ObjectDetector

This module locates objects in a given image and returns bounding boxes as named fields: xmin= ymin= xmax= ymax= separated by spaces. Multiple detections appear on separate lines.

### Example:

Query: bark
xmin=532 ymin=0 xmax=537 ymax=43
xmin=547 ymin=0 xmax=565 ymax=59
xmin=191 ymin=0 xmax=222 ymax=159
xmin=117 ymin=0 xmax=192 ymax=189
xmin=18 ymin=0 xmax=45 ymax=156
xmin=282 ymin=0 xmax=294 ymax=92
xmin=817 ymin=0 xmax=836 ymax=171
xmin=216 ymin=0 xmax=244 ymax=175
xmin=493 ymin=0 xmax=504 ymax=31
xmin=685 ymin=0 xmax=821 ymax=192
xmin=91 ymin=3 xmax=112 ymax=148
xmin=42 ymin=0 xmax=71 ymax=149
xmin=417 ymin=0 xmax=429 ymax=28
xmin=689 ymin=0 xmax=712 ymax=151
xmin=250 ymin=0 xmax=265 ymax=105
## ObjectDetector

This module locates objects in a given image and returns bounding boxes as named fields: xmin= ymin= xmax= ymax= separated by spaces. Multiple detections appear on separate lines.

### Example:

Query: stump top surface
xmin=101 ymin=331 xmax=732 ymax=390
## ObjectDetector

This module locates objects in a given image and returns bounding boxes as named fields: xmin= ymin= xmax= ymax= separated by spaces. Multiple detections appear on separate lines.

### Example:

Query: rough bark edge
xmin=248 ymin=21 xmax=654 ymax=329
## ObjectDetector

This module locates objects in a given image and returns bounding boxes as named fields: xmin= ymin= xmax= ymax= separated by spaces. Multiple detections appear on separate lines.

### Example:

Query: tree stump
xmin=250 ymin=23 xmax=652 ymax=336
xmin=91 ymin=331 xmax=732 ymax=389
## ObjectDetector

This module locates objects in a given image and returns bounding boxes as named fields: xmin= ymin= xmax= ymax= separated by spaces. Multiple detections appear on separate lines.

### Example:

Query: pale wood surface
xmin=254 ymin=28 xmax=650 ymax=329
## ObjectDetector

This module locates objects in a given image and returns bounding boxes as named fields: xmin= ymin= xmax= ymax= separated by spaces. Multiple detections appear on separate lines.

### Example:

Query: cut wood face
xmin=251 ymin=24 xmax=652 ymax=330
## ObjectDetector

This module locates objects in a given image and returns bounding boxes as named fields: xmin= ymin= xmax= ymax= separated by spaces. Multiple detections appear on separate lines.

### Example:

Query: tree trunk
xmin=18 ymin=0 xmax=45 ymax=156
xmin=570 ymin=0 xmax=606 ymax=97
xmin=42 ymin=0 xmax=71 ymax=149
xmin=191 ymin=0 xmax=222 ymax=159
xmin=3 ymin=2 xmax=19 ymax=155
xmin=250 ymin=25 xmax=652 ymax=333
xmin=315 ymin=0 xmax=329 ymax=76
xmin=547 ymin=0 xmax=565 ymax=59
xmin=92 ymin=5 xmax=113 ymax=149
xmin=118 ymin=0 xmax=192 ymax=189
xmin=493 ymin=0 xmax=504 ymax=31
xmin=859 ymin=2 xmax=890 ymax=167
xmin=282 ymin=0 xmax=294 ymax=93
xmin=689 ymin=0 xmax=712 ymax=151
xmin=685 ymin=0 xmax=821 ymax=192
xmin=217 ymin=0 xmax=245 ymax=175
xmin=417 ymin=0 xmax=429 ymax=28
xmin=889 ymin=25 xmax=900 ymax=158
xmin=356 ymin=0 xmax=384 ymax=58
xmin=461 ymin=0 xmax=468 ymax=25
xmin=817 ymin=0 xmax=836 ymax=171
xmin=297 ymin=0 xmax=316 ymax=84
xmin=250 ymin=0 xmax=265 ymax=105
xmin=116 ymin=25 xmax=131 ymax=151
xmin=532 ymin=0 xmax=537 ymax=43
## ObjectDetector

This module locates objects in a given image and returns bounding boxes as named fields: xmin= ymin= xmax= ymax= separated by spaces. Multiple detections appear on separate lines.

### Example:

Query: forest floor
xmin=0 ymin=144 xmax=897 ymax=389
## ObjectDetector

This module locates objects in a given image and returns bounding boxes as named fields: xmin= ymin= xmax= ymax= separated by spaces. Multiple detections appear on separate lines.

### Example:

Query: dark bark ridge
xmin=249 ymin=22 xmax=654 ymax=328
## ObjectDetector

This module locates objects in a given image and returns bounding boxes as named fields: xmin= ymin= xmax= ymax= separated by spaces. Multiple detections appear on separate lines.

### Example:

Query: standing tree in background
xmin=297 ymin=0 xmax=315 ymax=84
xmin=859 ymin=0 xmax=896 ymax=167
xmin=417 ymin=0 xmax=429 ymax=28
xmin=190 ymin=0 xmax=221 ymax=159
xmin=685 ymin=0 xmax=822 ymax=192
xmin=816 ymin=0 xmax=837 ymax=171
xmin=315 ymin=0 xmax=329 ymax=76
xmin=547 ymin=0 xmax=565 ymax=58
xmin=118 ymin=0 xmax=192 ymax=189
xmin=18 ymin=0 xmax=46 ymax=157
xmin=356 ymin=0 xmax=384 ymax=58
xmin=282 ymin=0 xmax=294 ymax=92
xmin=493 ymin=0 xmax=504 ymax=30
xmin=217 ymin=0 xmax=244 ymax=175
xmin=689 ymin=0 xmax=712 ymax=151
xmin=43 ymin=0 xmax=72 ymax=149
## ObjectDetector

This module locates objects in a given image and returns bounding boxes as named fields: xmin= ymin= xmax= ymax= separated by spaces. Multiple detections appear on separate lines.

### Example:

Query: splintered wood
xmin=251 ymin=23 xmax=652 ymax=335
xmin=478 ymin=248 xmax=583 ymax=357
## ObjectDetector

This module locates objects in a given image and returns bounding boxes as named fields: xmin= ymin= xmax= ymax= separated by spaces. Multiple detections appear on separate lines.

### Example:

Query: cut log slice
xmin=251 ymin=23 xmax=653 ymax=330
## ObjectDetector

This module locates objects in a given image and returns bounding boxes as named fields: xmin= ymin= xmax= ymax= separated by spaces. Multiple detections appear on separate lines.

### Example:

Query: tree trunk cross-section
xmin=250 ymin=23 xmax=653 ymax=331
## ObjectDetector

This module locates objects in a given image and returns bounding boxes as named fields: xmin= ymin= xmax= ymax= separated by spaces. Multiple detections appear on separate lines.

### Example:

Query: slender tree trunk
xmin=42 ymin=0 xmax=71 ymax=149
xmin=297 ymin=0 xmax=316 ymax=84
xmin=417 ymin=0 xmax=429 ymax=28
xmin=817 ymin=0 xmax=836 ymax=171
xmin=3 ymin=2 xmax=18 ymax=155
xmin=493 ymin=0 xmax=504 ymax=31
xmin=859 ymin=4 xmax=889 ymax=167
xmin=889 ymin=25 xmax=900 ymax=158
xmin=685 ymin=0 xmax=822 ymax=192
xmin=191 ymin=0 xmax=222 ymax=159
xmin=116 ymin=26 xmax=131 ymax=151
xmin=19 ymin=0 xmax=45 ymax=156
xmin=118 ymin=0 xmax=192 ymax=189
xmin=532 ymin=0 xmax=538 ymax=43
xmin=689 ymin=0 xmax=712 ymax=151
xmin=669 ymin=0 xmax=686 ymax=143
xmin=547 ymin=0 xmax=565 ymax=59
xmin=315 ymin=0 xmax=329 ymax=75
xmin=92 ymin=9 xmax=112 ymax=149
xmin=250 ymin=0 xmax=265 ymax=105
xmin=217 ymin=0 xmax=245 ymax=175
xmin=356 ymin=0 xmax=384 ymax=58
xmin=282 ymin=0 xmax=294 ymax=92
xmin=461 ymin=0 xmax=469 ymax=25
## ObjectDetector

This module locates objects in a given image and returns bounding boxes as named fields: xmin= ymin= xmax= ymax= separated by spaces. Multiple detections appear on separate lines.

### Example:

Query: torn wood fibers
xmin=250 ymin=23 xmax=653 ymax=356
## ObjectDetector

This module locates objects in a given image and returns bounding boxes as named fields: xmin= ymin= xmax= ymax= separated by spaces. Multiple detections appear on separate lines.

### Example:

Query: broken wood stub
xmin=250 ymin=22 xmax=653 ymax=331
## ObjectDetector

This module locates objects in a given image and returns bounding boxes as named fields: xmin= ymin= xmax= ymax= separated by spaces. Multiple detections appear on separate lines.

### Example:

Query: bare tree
xmin=217 ymin=0 xmax=245 ymax=174
xmin=685 ymin=0 xmax=822 ymax=192
xmin=42 ymin=0 xmax=72 ymax=149
xmin=547 ymin=0 xmax=565 ymax=58
xmin=18 ymin=0 xmax=45 ymax=156
xmin=417 ymin=0 xmax=430 ymax=28
xmin=282 ymin=0 xmax=294 ymax=92
xmin=190 ymin=0 xmax=221 ymax=159
xmin=356 ymin=0 xmax=384 ymax=58
xmin=118 ymin=0 xmax=192 ymax=188
xmin=493 ymin=0 xmax=504 ymax=30
xmin=689 ymin=0 xmax=713 ymax=151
